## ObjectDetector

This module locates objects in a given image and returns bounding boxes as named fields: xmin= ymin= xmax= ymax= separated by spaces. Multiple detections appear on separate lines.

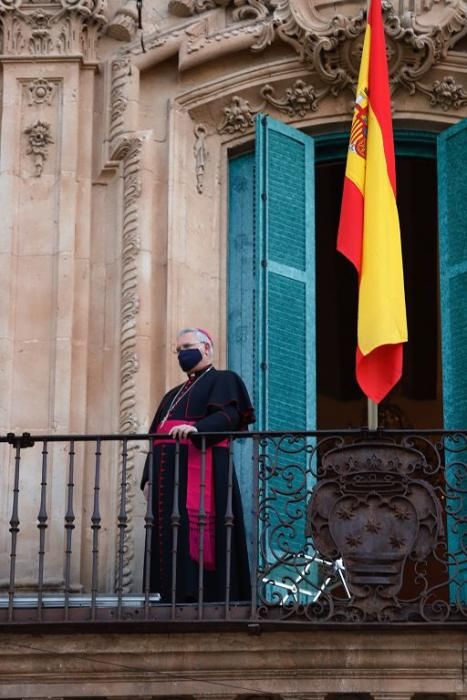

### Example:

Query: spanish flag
xmin=337 ymin=0 xmax=407 ymax=404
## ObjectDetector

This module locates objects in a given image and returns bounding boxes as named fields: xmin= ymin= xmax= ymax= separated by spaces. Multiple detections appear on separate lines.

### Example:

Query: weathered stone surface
xmin=0 ymin=629 xmax=465 ymax=696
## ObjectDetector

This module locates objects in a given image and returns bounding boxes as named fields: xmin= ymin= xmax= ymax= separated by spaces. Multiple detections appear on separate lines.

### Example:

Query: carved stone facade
xmin=0 ymin=0 xmax=107 ymax=62
xmin=0 ymin=0 xmax=467 ymax=691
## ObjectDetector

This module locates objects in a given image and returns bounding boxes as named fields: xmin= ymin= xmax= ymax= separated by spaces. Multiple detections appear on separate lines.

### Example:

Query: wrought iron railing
xmin=0 ymin=429 xmax=465 ymax=626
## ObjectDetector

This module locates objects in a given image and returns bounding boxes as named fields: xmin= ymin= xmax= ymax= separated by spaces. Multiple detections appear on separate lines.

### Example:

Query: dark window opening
xmin=316 ymin=156 xmax=441 ymax=429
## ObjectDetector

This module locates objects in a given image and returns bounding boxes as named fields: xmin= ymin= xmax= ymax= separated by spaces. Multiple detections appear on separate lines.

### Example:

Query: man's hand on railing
xmin=168 ymin=424 xmax=198 ymax=439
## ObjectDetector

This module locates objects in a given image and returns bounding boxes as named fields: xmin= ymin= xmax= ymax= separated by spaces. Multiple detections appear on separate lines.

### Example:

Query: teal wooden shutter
xmin=227 ymin=152 xmax=256 ymax=556
xmin=227 ymin=118 xmax=317 ymax=603
xmin=255 ymin=115 xmax=316 ymax=602
xmin=228 ymin=152 xmax=256 ymax=408
xmin=255 ymin=115 xmax=316 ymax=432
xmin=438 ymin=118 xmax=467 ymax=605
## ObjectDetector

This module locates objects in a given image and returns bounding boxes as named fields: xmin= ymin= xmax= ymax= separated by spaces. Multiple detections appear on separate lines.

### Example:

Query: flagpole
xmin=368 ymin=399 xmax=378 ymax=430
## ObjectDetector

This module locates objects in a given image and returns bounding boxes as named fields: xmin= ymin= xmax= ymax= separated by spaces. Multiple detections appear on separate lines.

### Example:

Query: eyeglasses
xmin=173 ymin=342 xmax=202 ymax=354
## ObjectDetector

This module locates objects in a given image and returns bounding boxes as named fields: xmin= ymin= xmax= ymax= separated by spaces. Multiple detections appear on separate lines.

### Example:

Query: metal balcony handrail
xmin=0 ymin=428 xmax=465 ymax=628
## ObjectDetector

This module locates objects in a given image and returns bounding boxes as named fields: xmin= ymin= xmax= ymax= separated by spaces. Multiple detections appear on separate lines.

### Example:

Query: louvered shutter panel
xmin=255 ymin=115 xmax=316 ymax=433
xmin=438 ymin=118 xmax=467 ymax=605
xmin=255 ymin=115 xmax=316 ymax=601
xmin=227 ymin=152 xmax=256 ymax=554
xmin=228 ymin=152 xmax=256 ymax=407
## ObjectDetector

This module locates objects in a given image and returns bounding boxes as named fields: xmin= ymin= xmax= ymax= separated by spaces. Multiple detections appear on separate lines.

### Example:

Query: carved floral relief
xmin=218 ymin=95 xmax=259 ymax=134
xmin=260 ymin=79 xmax=328 ymax=117
xmin=24 ymin=119 xmax=53 ymax=176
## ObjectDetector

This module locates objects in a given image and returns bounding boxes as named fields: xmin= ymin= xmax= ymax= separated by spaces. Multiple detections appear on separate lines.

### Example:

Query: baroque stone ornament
xmin=113 ymin=136 xmax=143 ymax=593
xmin=24 ymin=119 xmax=53 ymax=176
xmin=261 ymin=79 xmax=328 ymax=117
xmin=193 ymin=123 xmax=207 ymax=193
xmin=27 ymin=78 xmax=56 ymax=105
xmin=0 ymin=0 xmax=21 ymax=8
xmin=0 ymin=0 xmax=107 ymax=61
xmin=168 ymin=0 xmax=228 ymax=18
xmin=307 ymin=442 xmax=444 ymax=620
xmin=107 ymin=0 xmax=138 ymax=42
xmin=419 ymin=75 xmax=467 ymax=111
xmin=218 ymin=95 xmax=259 ymax=134
xmin=157 ymin=0 xmax=467 ymax=105
xmin=110 ymin=56 xmax=132 ymax=146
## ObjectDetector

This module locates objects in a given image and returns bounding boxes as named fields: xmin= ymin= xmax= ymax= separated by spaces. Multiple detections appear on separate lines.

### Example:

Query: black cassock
xmin=141 ymin=366 xmax=255 ymax=603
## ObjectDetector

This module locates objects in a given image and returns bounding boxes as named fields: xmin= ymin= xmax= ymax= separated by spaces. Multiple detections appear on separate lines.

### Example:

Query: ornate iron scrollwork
xmin=307 ymin=442 xmax=444 ymax=619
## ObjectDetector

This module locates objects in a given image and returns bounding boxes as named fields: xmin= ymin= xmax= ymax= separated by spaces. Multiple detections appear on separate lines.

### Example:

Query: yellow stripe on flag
xmin=359 ymin=105 xmax=408 ymax=356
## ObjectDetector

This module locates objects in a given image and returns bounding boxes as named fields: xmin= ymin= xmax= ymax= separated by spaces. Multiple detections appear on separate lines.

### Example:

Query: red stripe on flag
xmin=337 ymin=177 xmax=364 ymax=273
xmin=368 ymin=0 xmax=396 ymax=194
xmin=356 ymin=344 xmax=403 ymax=405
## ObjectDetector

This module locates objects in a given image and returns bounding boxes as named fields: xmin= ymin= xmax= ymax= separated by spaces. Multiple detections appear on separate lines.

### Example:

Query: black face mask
xmin=178 ymin=348 xmax=203 ymax=372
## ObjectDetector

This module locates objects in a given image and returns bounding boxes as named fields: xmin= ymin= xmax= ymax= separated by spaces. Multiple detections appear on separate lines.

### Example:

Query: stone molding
xmin=112 ymin=135 xmax=144 ymax=593
xmin=100 ymin=54 xmax=145 ymax=593
xmin=0 ymin=0 xmax=107 ymax=62
xmin=210 ymin=69 xmax=467 ymax=137
xmin=214 ymin=78 xmax=335 ymax=133
xmin=0 ymin=629 xmax=464 ymax=696
xmin=110 ymin=56 xmax=132 ymax=147
xmin=114 ymin=136 xmax=142 ymax=432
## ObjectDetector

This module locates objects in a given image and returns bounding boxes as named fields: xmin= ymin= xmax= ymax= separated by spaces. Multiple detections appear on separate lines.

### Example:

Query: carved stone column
xmin=0 ymin=0 xmax=107 ymax=589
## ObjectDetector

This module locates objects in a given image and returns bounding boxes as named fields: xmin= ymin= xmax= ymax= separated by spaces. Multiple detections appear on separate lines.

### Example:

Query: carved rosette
xmin=307 ymin=443 xmax=444 ymax=620
xmin=27 ymin=78 xmax=56 ymax=105
xmin=0 ymin=0 xmax=107 ymax=61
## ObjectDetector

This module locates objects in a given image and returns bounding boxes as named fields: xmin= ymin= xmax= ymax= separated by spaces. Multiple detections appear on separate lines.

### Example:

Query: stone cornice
xmin=0 ymin=628 xmax=464 ymax=696
xmin=114 ymin=0 xmax=467 ymax=107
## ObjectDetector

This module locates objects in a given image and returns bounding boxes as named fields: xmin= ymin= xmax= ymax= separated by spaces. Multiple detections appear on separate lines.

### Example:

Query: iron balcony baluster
xmin=197 ymin=435 xmax=207 ymax=619
xmin=90 ymin=439 xmax=102 ymax=621
xmin=36 ymin=440 xmax=49 ymax=621
xmin=64 ymin=440 xmax=76 ymax=622
xmin=170 ymin=439 xmax=181 ymax=618
xmin=116 ymin=438 xmax=129 ymax=620
xmin=143 ymin=438 xmax=154 ymax=619
xmin=224 ymin=438 xmax=234 ymax=618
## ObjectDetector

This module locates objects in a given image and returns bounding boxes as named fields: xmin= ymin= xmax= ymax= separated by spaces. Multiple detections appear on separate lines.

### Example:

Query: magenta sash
xmin=154 ymin=419 xmax=228 ymax=571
